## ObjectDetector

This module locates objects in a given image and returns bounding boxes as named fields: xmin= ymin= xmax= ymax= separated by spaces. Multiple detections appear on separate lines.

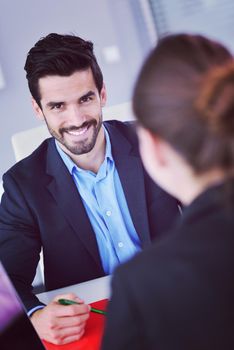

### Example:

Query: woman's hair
xmin=24 ymin=33 xmax=103 ymax=107
xmin=133 ymin=33 xmax=234 ymax=173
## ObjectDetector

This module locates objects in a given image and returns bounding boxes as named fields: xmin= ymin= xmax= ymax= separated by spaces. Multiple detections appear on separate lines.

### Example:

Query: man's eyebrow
xmin=79 ymin=91 xmax=95 ymax=102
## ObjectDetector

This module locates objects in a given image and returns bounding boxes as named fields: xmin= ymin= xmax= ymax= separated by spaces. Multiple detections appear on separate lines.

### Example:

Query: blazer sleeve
xmin=0 ymin=171 xmax=44 ymax=311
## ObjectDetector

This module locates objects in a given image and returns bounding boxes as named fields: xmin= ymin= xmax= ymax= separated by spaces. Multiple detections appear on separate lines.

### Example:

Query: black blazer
xmin=0 ymin=121 xmax=179 ymax=311
xmin=102 ymin=180 xmax=234 ymax=350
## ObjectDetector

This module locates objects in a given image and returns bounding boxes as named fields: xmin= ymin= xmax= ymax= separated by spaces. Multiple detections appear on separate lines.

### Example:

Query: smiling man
xmin=32 ymin=69 xmax=106 ymax=173
xmin=0 ymin=33 xmax=180 ymax=345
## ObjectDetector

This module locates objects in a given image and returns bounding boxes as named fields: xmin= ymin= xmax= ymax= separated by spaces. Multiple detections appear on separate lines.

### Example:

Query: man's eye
xmin=81 ymin=96 xmax=93 ymax=103
xmin=51 ymin=103 xmax=63 ymax=110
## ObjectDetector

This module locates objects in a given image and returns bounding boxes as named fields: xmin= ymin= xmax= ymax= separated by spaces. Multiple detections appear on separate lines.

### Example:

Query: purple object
xmin=0 ymin=263 xmax=23 ymax=332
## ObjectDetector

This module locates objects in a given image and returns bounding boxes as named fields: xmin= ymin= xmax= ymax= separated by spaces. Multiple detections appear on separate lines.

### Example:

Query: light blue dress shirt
xmin=55 ymin=127 xmax=141 ymax=274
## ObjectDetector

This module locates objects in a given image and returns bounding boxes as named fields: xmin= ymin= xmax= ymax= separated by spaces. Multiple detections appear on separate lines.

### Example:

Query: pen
xmin=58 ymin=298 xmax=107 ymax=315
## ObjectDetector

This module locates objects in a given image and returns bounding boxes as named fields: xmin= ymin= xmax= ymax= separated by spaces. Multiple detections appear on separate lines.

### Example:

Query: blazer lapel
xmin=105 ymin=122 xmax=151 ymax=246
xmin=45 ymin=140 xmax=103 ymax=269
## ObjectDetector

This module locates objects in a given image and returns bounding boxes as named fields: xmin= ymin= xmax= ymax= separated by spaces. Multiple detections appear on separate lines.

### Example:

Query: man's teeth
xmin=67 ymin=126 xmax=88 ymax=136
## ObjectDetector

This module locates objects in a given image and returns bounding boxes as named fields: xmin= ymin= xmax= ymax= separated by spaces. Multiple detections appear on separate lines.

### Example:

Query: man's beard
xmin=45 ymin=114 xmax=103 ymax=155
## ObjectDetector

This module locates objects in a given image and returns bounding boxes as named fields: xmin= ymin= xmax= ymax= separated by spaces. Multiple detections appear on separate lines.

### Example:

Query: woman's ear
xmin=138 ymin=127 xmax=168 ymax=167
xmin=149 ymin=133 xmax=168 ymax=167
xmin=31 ymin=98 xmax=44 ymax=121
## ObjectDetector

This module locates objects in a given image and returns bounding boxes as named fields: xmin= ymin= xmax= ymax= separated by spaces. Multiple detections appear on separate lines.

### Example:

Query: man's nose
xmin=68 ymin=105 xmax=85 ymax=125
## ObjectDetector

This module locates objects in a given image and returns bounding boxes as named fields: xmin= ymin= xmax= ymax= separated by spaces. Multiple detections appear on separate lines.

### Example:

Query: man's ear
xmin=31 ymin=98 xmax=44 ymax=121
xmin=100 ymin=84 xmax=107 ymax=108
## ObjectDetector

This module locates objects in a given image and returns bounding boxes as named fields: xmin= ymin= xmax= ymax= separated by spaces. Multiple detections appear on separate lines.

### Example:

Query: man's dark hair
xmin=24 ymin=33 xmax=103 ymax=107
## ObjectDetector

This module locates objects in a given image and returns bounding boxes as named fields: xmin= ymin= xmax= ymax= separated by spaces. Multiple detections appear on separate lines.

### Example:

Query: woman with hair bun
xmin=102 ymin=34 xmax=234 ymax=350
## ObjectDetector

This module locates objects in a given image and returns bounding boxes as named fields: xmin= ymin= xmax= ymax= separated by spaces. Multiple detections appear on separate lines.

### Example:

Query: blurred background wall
xmin=0 ymin=0 xmax=234 ymax=182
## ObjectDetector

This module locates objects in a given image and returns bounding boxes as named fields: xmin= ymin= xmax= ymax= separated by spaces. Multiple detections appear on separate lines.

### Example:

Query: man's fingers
xmin=55 ymin=303 xmax=90 ymax=317
xmin=49 ymin=325 xmax=85 ymax=345
xmin=59 ymin=324 xmax=85 ymax=339
xmin=59 ymin=329 xmax=85 ymax=345
xmin=56 ymin=312 xmax=90 ymax=327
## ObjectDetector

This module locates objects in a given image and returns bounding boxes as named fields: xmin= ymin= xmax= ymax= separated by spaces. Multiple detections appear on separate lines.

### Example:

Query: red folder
xmin=42 ymin=299 xmax=108 ymax=350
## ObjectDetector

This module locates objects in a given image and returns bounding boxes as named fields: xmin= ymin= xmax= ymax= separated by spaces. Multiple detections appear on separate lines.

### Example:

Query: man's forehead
xmin=38 ymin=68 xmax=94 ymax=87
xmin=38 ymin=69 xmax=98 ymax=102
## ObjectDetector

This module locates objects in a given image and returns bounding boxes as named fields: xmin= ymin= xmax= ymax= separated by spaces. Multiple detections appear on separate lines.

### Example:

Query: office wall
xmin=0 ymin=0 xmax=149 ymax=180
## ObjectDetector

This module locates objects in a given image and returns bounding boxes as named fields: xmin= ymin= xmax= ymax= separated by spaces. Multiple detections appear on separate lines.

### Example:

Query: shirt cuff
xmin=27 ymin=305 xmax=45 ymax=317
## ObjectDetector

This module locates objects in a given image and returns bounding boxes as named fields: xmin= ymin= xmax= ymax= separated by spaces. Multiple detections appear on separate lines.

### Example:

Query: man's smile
xmin=66 ymin=125 xmax=89 ymax=136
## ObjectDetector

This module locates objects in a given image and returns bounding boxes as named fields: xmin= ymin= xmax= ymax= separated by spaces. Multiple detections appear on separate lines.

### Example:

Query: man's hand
xmin=30 ymin=293 xmax=90 ymax=345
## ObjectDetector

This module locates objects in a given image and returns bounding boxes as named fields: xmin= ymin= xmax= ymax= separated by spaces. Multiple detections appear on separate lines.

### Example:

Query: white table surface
xmin=37 ymin=275 xmax=111 ymax=305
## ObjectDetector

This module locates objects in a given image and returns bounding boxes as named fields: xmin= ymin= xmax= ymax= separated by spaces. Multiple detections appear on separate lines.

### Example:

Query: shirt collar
xmin=55 ymin=125 xmax=113 ymax=175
